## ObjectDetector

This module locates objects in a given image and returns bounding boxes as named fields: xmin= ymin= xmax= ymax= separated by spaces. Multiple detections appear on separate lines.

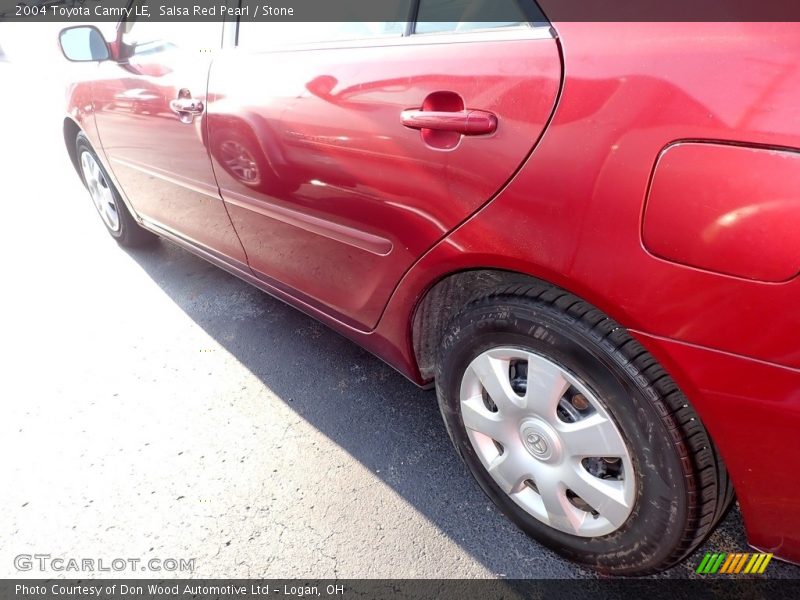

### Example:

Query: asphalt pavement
xmin=1 ymin=29 xmax=798 ymax=579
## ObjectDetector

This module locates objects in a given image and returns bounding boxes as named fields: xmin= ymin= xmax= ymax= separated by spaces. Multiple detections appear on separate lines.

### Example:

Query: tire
xmin=76 ymin=133 xmax=156 ymax=248
xmin=435 ymin=282 xmax=733 ymax=575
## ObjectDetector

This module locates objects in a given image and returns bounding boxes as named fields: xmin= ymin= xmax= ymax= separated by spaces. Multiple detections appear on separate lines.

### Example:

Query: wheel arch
xmin=411 ymin=268 xmax=563 ymax=381
xmin=63 ymin=117 xmax=148 ymax=229
xmin=407 ymin=263 xmax=727 ymax=460
xmin=63 ymin=116 xmax=82 ymax=178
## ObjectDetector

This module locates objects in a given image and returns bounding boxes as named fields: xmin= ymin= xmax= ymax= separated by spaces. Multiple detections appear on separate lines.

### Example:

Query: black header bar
xmin=2 ymin=0 xmax=800 ymax=23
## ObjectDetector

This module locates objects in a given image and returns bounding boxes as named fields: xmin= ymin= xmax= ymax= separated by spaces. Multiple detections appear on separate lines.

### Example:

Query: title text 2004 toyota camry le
xmin=56 ymin=4 xmax=800 ymax=575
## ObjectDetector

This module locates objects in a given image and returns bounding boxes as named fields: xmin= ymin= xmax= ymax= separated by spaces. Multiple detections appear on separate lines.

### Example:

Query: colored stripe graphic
xmin=720 ymin=554 xmax=736 ymax=573
xmin=697 ymin=552 xmax=772 ymax=574
xmin=733 ymin=553 xmax=750 ymax=573
xmin=744 ymin=553 xmax=760 ymax=573
xmin=710 ymin=553 xmax=726 ymax=573
xmin=752 ymin=554 xmax=767 ymax=573
xmin=696 ymin=553 xmax=712 ymax=574
xmin=758 ymin=554 xmax=773 ymax=573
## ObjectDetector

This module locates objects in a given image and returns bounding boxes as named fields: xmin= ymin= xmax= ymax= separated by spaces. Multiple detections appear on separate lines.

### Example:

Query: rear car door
xmin=92 ymin=20 xmax=247 ymax=266
xmin=207 ymin=1 xmax=562 ymax=329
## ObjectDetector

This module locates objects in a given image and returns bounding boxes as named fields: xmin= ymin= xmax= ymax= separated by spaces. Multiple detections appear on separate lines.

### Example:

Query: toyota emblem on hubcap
xmin=520 ymin=424 xmax=557 ymax=461
xmin=525 ymin=432 xmax=548 ymax=456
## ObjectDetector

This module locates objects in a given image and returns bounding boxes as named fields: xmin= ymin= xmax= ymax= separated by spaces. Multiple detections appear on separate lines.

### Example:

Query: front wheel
xmin=76 ymin=133 xmax=156 ymax=247
xmin=435 ymin=283 xmax=733 ymax=575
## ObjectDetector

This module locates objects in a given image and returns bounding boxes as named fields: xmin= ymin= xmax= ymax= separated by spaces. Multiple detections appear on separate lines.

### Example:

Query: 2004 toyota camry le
xmin=56 ymin=4 xmax=800 ymax=576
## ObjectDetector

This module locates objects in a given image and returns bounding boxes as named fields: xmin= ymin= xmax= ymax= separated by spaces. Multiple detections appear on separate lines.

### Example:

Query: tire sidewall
xmin=436 ymin=298 xmax=690 ymax=573
xmin=76 ymin=134 xmax=129 ymax=241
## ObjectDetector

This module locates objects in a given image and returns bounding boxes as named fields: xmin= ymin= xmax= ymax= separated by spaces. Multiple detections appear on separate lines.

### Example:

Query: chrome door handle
xmin=169 ymin=89 xmax=204 ymax=124
xmin=400 ymin=109 xmax=497 ymax=135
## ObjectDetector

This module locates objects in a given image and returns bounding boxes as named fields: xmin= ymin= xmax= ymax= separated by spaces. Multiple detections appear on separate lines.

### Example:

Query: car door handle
xmin=169 ymin=90 xmax=204 ymax=123
xmin=400 ymin=109 xmax=497 ymax=135
xmin=169 ymin=98 xmax=204 ymax=114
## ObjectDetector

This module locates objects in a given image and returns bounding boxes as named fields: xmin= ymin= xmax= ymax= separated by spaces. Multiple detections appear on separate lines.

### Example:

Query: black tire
xmin=75 ymin=133 xmax=156 ymax=248
xmin=435 ymin=282 xmax=733 ymax=575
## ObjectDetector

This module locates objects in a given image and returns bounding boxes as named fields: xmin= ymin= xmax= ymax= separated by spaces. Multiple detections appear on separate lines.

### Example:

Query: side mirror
xmin=59 ymin=26 xmax=110 ymax=62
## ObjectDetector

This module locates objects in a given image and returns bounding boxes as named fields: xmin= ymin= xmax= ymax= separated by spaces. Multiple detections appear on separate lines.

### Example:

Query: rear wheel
xmin=435 ymin=283 xmax=733 ymax=575
xmin=76 ymin=133 xmax=156 ymax=247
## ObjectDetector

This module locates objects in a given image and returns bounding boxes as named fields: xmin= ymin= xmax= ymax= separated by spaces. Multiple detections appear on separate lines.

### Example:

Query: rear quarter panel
xmin=376 ymin=22 xmax=800 ymax=562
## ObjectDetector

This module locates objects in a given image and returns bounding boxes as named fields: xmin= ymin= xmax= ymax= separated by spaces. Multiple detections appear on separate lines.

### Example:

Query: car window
xmin=236 ymin=0 xmax=542 ymax=50
xmin=237 ymin=22 xmax=407 ymax=51
xmin=119 ymin=22 xmax=221 ymax=59
xmin=414 ymin=0 xmax=535 ymax=35
xmin=237 ymin=1 xmax=412 ymax=51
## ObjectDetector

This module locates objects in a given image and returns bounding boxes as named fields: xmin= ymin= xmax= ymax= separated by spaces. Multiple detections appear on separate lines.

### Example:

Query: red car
xmin=58 ymin=7 xmax=800 ymax=575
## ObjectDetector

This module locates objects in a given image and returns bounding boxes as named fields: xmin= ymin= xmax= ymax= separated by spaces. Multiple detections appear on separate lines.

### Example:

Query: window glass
xmin=415 ymin=0 xmax=535 ymax=35
xmin=238 ymin=0 xmax=412 ymax=51
xmin=238 ymin=22 xmax=406 ymax=51
xmin=120 ymin=22 xmax=221 ymax=59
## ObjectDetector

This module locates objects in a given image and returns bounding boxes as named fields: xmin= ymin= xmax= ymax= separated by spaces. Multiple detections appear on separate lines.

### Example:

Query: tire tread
xmin=441 ymin=282 xmax=734 ymax=574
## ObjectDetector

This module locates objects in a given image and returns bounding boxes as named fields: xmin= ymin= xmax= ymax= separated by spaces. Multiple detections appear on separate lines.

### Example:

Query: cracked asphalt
xmin=1 ymin=26 xmax=798 ymax=579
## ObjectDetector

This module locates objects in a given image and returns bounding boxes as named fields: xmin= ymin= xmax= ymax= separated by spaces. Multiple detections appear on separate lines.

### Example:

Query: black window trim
xmin=232 ymin=0 xmax=554 ymax=53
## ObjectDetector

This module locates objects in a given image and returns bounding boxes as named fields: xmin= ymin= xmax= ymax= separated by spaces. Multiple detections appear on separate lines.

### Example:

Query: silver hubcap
xmin=460 ymin=348 xmax=636 ymax=537
xmin=80 ymin=151 xmax=120 ymax=232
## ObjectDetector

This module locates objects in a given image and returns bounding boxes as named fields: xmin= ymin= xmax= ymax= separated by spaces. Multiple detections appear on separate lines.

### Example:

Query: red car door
xmin=92 ymin=21 xmax=247 ymax=266
xmin=207 ymin=9 xmax=561 ymax=330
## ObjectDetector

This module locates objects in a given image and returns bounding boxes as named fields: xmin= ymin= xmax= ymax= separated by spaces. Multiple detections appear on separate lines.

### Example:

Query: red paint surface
xmin=92 ymin=26 xmax=248 ymax=265
xmin=206 ymin=39 xmax=560 ymax=328
xmin=643 ymin=142 xmax=800 ymax=282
